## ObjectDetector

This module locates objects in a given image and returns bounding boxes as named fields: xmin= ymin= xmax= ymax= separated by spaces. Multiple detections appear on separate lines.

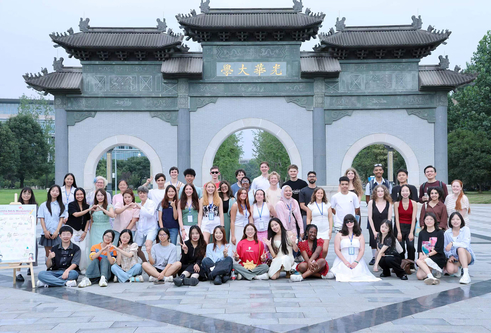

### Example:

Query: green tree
xmin=118 ymin=156 xmax=151 ymax=188
xmin=448 ymin=129 xmax=491 ymax=192
xmin=241 ymin=159 xmax=260 ymax=181
xmin=352 ymin=145 xmax=406 ymax=184
xmin=6 ymin=115 xmax=50 ymax=188
xmin=0 ymin=122 xmax=20 ymax=186
xmin=213 ymin=133 xmax=243 ymax=183
xmin=252 ymin=130 xmax=290 ymax=182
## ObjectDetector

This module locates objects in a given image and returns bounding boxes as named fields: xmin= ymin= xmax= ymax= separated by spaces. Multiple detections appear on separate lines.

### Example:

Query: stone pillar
xmin=434 ymin=92 xmax=448 ymax=183
xmin=54 ymin=96 xmax=68 ymax=185
xmin=177 ymin=79 xmax=190 ymax=182
xmin=313 ymin=78 xmax=326 ymax=185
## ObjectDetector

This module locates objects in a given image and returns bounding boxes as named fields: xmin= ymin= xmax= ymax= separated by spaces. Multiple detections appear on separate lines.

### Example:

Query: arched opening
xmin=212 ymin=129 xmax=292 ymax=184
xmin=202 ymin=118 xmax=301 ymax=184
xmin=83 ymin=135 xmax=162 ymax=190
xmin=341 ymin=133 xmax=420 ymax=186
xmin=352 ymin=144 xmax=407 ymax=184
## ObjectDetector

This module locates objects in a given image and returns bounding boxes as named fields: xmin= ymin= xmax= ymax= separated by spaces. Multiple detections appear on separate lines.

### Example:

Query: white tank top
xmin=235 ymin=204 xmax=250 ymax=227
xmin=253 ymin=202 xmax=270 ymax=232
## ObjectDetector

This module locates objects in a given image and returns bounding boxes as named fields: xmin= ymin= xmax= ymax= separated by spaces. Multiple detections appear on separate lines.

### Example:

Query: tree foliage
xmin=352 ymin=145 xmax=407 ymax=184
xmin=213 ymin=133 xmax=243 ymax=183
xmin=97 ymin=155 xmax=151 ymax=190
xmin=252 ymin=130 xmax=290 ymax=182
xmin=0 ymin=122 xmax=20 ymax=186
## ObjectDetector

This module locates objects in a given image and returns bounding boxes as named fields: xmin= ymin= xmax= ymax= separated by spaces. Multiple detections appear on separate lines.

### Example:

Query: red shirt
xmin=398 ymin=200 xmax=414 ymax=225
xmin=236 ymin=239 xmax=264 ymax=267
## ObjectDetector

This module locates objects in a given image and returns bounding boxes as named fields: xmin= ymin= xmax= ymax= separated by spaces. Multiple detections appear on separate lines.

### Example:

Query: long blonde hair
xmin=371 ymin=185 xmax=392 ymax=203
xmin=345 ymin=167 xmax=363 ymax=198
xmin=202 ymin=181 xmax=221 ymax=207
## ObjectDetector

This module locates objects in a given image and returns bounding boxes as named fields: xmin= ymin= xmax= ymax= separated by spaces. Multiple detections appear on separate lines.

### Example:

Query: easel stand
xmin=0 ymin=262 xmax=35 ymax=288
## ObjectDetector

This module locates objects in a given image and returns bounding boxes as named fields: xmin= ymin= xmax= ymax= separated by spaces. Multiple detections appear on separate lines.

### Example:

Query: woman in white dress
xmin=230 ymin=188 xmax=253 ymax=246
xmin=307 ymin=187 xmax=333 ymax=258
xmin=264 ymin=218 xmax=298 ymax=279
xmin=330 ymin=214 xmax=380 ymax=282
xmin=251 ymin=189 xmax=275 ymax=242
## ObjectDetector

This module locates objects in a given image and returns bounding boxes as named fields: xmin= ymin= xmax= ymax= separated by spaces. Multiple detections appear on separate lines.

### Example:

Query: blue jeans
xmin=168 ymin=228 xmax=179 ymax=245
xmin=111 ymin=263 xmax=142 ymax=283
xmin=86 ymin=257 xmax=112 ymax=282
xmin=38 ymin=270 xmax=79 ymax=287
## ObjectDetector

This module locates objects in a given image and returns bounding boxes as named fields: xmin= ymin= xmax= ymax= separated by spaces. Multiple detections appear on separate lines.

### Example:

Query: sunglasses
xmin=374 ymin=164 xmax=382 ymax=167
xmin=211 ymin=171 xmax=219 ymax=174
xmin=346 ymin=221 xmax=355 ymax=224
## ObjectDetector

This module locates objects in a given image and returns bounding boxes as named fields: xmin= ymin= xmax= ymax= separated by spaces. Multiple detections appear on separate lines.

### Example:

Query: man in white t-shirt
xmin=331 ymin=176 xmax=361 ymax=232
xmin=144 ymin=173 xmax=167 ymax=207
xmin=251 ymin=161 xmax=277 ymax=192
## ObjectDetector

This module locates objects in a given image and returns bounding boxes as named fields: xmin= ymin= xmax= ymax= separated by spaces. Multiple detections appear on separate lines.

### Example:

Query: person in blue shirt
xmin=201 ymin=226 xmax=233 ymax=285
xmin=39 ymin=185 xmax=68 ymax=258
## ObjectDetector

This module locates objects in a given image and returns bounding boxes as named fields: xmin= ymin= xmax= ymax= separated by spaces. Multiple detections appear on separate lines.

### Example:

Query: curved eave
xmin=419 ymin=69 xmax=477 ymax=91
xmin=300 ymin=53 xmax=341 ymax=78
xmin=24 ymin=72 xmax=82 ymax=95
xmin=161 ymin=56 xmax=203 ymax=79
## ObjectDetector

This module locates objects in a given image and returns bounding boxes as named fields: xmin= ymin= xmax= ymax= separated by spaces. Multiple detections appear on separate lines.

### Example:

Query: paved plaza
xmin=1 ymin=204 xmax=491 ymax=333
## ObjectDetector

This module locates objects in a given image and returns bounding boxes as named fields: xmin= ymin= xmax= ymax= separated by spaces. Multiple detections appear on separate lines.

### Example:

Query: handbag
xmin=401 ymin=259 xmax=415 ymax=275
xmin=395 ymin=240 xmax=404 ymax=254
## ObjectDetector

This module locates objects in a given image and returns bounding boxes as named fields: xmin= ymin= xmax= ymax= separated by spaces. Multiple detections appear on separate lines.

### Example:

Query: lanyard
xmin=257 ymin=203 xmax=264 ymax=219
xmin=315 ymin=202 xmax=323 ymax=216
xmin=286 ymin=203 xmax=292 ymax=224
xmin=187 ymin=201 xmax=192 ymax=213
xmin=241 ymin=204 xmax=247 ymax=219
xmin=65 ymin=188 xmax=71 ymax=206
xmin=349 ymin=233 xmax=354 ymax=246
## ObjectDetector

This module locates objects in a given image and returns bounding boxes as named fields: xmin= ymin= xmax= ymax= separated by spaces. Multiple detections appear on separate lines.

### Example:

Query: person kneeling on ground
xmin=37 ymin=226 xmax=81 ymax=288
xmin=142 ymin=228 xmax=181 ymax=283
xmin=174 ymin=225 xmax=207 ymax=287
xmin=444 ymin=212 xmax=474 ymax=284
xmin=78 ymin=229 xmax=116 ymax=288
xmin=416 ymin=213 xmax=446 ymax=285
xmin=373 ymin=220 xmax=408 ymax=280
xmin=291 ymin=224 xmax=334 ymax=282
xmin=202 ymin=226 xmax=234 ymax=285
xmin=110 ymin=229 xmax=143 ymax=283
xmin=232 ymin=224 xmax=269 ymax=281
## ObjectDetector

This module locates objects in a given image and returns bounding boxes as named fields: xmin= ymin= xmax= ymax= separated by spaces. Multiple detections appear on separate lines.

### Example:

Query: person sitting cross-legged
xmin=142 ymin=228 xmax=182 ymax=283
xmin=37 ymin=226 xmax=80 ymax=288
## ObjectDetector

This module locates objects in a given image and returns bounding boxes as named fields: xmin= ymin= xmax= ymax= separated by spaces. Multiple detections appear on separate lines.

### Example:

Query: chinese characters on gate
xmin=217 ymin=62 xmax=287 ymax=77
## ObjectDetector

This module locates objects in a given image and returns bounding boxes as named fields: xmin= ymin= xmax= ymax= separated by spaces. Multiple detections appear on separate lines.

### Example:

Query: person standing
xmin=275 ymin=185 xmax=304 ymax=240
xmin=143 ymin=173 xmax=167 ymax=209
xmin=179 ymin=169 xmax=203 ymax=198
xmin=306 ymin=187 xmax=333 ymax=257
xmin=252 ymin=162 xmax=277 ymax=192
xmin=419 ymin=187 xmax=448 ymax=230
xmin=198 ymin=181 xmax=224 ymax=244
xmin=331 ymin=177 xmax=361 ymax=233
xmin=61 ymin=173 xmax=77 ymax=208
xmin=67 ymin=188 xmax=93 ymax=272
xmin=165 ymin=167 xmax=184 ymax=192
xmin=394 ymin=185 xmax=417 ymax=263
xmin=391 ymin=169 xmax=418 ymax=202
xmin=39 ymin=185 xmax=68 ymax=258
xmin=265 ymin=171 xmax=282 ymax=208
xmin=218 ymin=180 xmax=235 ymax=242
xmin=231 ymin=169 xmax=246 ymax=196
xmin=365 ymin=164 xmax=392 ymax=203
xmin=87 ymin=176 xmax=112 ymax=206
xmin=367 ymin=185 xmax=392 ymax=265
xmin=134 ymin=186 xmax=158 ymax=262
xmin=230 ymin=188 xmax=253 ymax=246
xmin=88 ymin=189 xmax=115 ymax=253
xmin=444 ymin=180 xmax=470 ymax=224
xmin=210 ymin=166 xmax=221 ymax=188
xmin=158 ymin=185 xmax=180 ymax=245
xmin=299 ymin=171 xmax=317 ymax=228
xmin=418 ymin=165 xmax=448 ymax=203
xmin=177 ymin=184 xmax=200 ymax=241
xmin=111 ymin=180 xmax=129 ymax=207
xmin=283 ymin=164 xmax=308 ymax=203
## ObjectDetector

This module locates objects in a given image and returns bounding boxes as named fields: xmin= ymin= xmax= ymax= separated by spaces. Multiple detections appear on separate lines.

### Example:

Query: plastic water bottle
xmin=231 ymin=269 xmax=236 ymax=280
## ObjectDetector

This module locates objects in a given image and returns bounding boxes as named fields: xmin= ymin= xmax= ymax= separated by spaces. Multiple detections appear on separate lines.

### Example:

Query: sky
xmin=1 ymin=0 xmax=489 ymax=158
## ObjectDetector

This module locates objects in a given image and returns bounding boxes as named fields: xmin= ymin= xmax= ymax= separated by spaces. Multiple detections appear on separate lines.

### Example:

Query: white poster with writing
xmin=0 ymin=205 xmax=37 ymax=263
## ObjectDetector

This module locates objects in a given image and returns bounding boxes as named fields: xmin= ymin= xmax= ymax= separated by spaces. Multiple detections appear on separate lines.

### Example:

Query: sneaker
xmin=16 ymin=274 xmax=25 ymax=282
xmin=113 ymin=276 xmax=118 ymax=283
xmin=369 ymin=258 xmax=375 ymax=266
xmin=424 ymin=277 xmax=440 ymax=285
xmin=148 ymin=276 xmax=158 ymax=283
xmin=36 ymin=280 xmax=49 ymax=288
xmin=78 ymin=277 xmax=92 ymax=288
xmin=27 ymin=268 xmax=32 ymax=276
xmin=459 ymin=273 xmax=471 ymax=285
xmin=380 ymin=272 xmax=391 ymax=278
xmin=164 ymin=276 xmax=173 ymax=283
xmin=213 ymin=276 xmax=223 ymax=285
xmin=65 ymin=280 xmax=77 ymax=287
xmin=183 ymin=277 xmax=199 ymax=286
xmin=290 ymin=274 xmax=303 ymax=282
xmin=322 ymin=271 xmax=335 ymax=279
xmin=133 ymin=275 xmax=144 ymax=282
xmin=174 ymin=276 xmax=184 ymax=287
xmin=237 ymin=273 xmax=243 ymax=280
xmin=99 ymin=276 xmax=108 ymax=287
xmin=433 ymin=270 xmax=442 ymax=279
xmin=222 ymin=275 xmax=231 ymax=284
xmin=254 ymin=273 xmax=269 ymax=280
xmin=400 ymin=275 xmax=408 ymax=281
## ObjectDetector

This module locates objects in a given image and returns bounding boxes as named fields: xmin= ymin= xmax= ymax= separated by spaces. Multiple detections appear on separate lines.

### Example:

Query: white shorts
xmin=135 ymin=229 xmax=158 ymax=247
xmin=201 ymin=218 xmax=220 ymax=235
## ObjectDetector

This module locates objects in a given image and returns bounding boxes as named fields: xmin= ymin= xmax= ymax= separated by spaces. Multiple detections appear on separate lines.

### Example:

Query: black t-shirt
xmin=222 ymin=198 xmax=230 ymax=214
xmin=377 ymin=236 xmax=399 ymax=256
xmin=299 ymin=186 xmax=315 ymax=216
xmin=417 ymin=228 xmax=446 ymax=269
xmin=50 ymin=242 xmax=81 ymax=271
xmin=67 ymin=201 xmax=91 ymax=231
xmin=283 ymin=179 xmax=308 ymax=203
xmin=391 ymin=184 xmax=418 ymax=202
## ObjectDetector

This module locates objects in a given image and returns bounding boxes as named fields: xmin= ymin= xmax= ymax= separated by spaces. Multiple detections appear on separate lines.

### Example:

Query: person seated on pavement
xmin=78 ymin=229 xmax=116 ymax=288
xmin=373 ymin=220 xmax=408 ymax=280
xmin=142 ymin=228 xmax=181 ymax=283
xmin=264 ymin=218 xmax=298 ymax=280
xmin=232 ymin=224 xmax=270 ymax=281
xmin=37 ymin=225 xmax=80 ymax=288
xmin=202 ymin=226 xmax=233 ymax=285
xmin=416 ymin=213 xmax=446 ymax=285
xmin=110 ymin=229 xmax=143 ymax=283
xmin=174 ymin=225 xmax=207 ymax=287
xmin=444 ymin=212 xmax=474 ymax=284
xmin=291 ymin=224 xmax=333 ymax=282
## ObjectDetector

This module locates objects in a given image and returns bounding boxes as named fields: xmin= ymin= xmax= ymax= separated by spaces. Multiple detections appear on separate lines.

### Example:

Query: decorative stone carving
xmin=325 ymin=82 xmax=339 ymax=94
xmin=335 ymin=17 xmax=346 ymax=32
xmin=438 ymin=55 xmax=450 ymax=70
xmin=53 ymin=57 xmax=65 ymax=72
xmin=140 ymin=76 xmax=153 ymax=92
xmin=79 ymin=18 xmax=90 ymax=32
xmin=54 ymin=96 xmax=67 ymax=109
xmin=292 ymin=0 xmax=303 ymax=13
xmin=285 ymin=96 xmax=312 ymax=110
xmin=67 ymin=111 xmax=97 ymax=126
xmin=109 ymin=76 xmax=137 ymax=91
xmin=150 ymin=111 xmax=178 ymax=126
xmin=406 ymin=108 xmax=435 ymax=123
xmin=156 ymin=18 xmax=167 ymax=32
xmin=411 ymin=15 xmax=422 ymax=29
xmin=324 ymin=110 xmax=353 ymax=125
xmin=190 ymin=97 xmax=218 ymax=112
xmin=200 ymin=0 xmax=211 ymax=13
xmin=454 ymin=65 xmax=461 ymax=73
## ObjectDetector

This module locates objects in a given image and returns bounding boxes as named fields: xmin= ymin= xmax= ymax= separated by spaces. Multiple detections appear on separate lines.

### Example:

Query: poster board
xmin=0 ymin=204 xmax=37 ymax=263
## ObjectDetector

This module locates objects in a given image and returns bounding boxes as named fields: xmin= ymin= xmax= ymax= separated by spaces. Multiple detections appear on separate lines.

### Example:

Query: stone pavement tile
xmin=365 ymin=296 xmax=413 ymax=303
xmin=134 ymin=327 xmax=199 ymax=333
xmin=275 ymin=307 xmax=328 ymax=314
xmin=53 ymin=322 xmax=114 ymax=330
xmin=0 ymin=324 xmax=56 ymax=332
xmin=393 ymin=318 xmax=450 ymax=325
xmin=445 ymin=318 xmax=491 ymax=328
xmin=193 ymin=309 xmax=226 ymax=315
xmin=138 ymin=298 xmax=182 ymax=305
xmin=35 ymin=316 xmax=94 ymax=324
xmin=428 ymin=325 xmax=491 ymax=332
xmin=278 ymin=318 xmax=325 ymax=325
xmin=225 ymin=306 xmax=277 ymax=314
xmin=76 ymin=329 xmax=136 ymax=333
xmin=0 ymin=319 xmax=37 ymax=326
xmin=254 ymin=323 xmax=305 ymax=332
xmin=16 ymin=311 xmax=73 ymax=318
xmin=0 ymin=314 xmax=20 ymax=320
xmin=226 ymin=297 xmax=274 ymax=304
xmin=89 ymin=315 xmax=143 ymax=322
xmin=111 ymin=321 xmax=162 ymax=328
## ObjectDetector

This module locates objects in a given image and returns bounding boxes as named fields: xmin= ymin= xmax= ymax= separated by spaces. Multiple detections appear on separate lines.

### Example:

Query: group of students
xmin=16 ymin=162 xmax=474 ymax=288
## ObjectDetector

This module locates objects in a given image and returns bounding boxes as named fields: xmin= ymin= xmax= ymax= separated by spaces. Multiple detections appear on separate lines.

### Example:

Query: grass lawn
xmin=466 ymin=191 xmax=491 ymax=204
xmin=0 ymin=189 xmax=141 ymax=205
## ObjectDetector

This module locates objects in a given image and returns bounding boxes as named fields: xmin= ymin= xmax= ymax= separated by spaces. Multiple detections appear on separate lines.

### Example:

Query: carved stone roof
xmin=161 ymin=54 xmax=203 ymax=79
xmin=23 ymin=58 xmax=82 ymax=94
xmin=50 ymin=18 xmax=188 ymax=61
xmin=300 ymin=52 xmax=341 ymax=78
xmin=419 ymin=65 xmax=477 ymax=90
xmin=176 ymin=3 xmax=325 ymax=42
xmin=315 ymin=16 xmax=451 ymax=60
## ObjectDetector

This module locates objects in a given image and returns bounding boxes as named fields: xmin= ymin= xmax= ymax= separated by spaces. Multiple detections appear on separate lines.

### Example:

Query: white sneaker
xmin=164 ymin=276 xmax=173 ymax=283
xmin=65 ymin=280 xmax=77 ymax=287
xmin=148 ymin=276 xmax=158 ymax=283
xmin=99 ymin=276 xmax=108 ymax=287
xmin=424 ymin=277 xmax=440 ymax=285
xmin=37 ymin=280 xmax=49 ymax=288
xmin=290 ymin=274 xmax=303 ymax=282
xmin=460 ymin=273 xmax=471 ymax=284
xmin=254 ymin=273 xmax=269 ymax=280
xmin=322 ymin=271 xmax=335 ymax=279
xmin=433 ymin=270 xmax=442 ymax=279
xmin=78 ymin=277 xmax=91 ymax=288
xmin=134 ymin=275 xmax=144 ymax=282
xmin=237 ymin=273 xmax=243 ymax=280
xmin=113 ymin=276 xmax=118 ymax=283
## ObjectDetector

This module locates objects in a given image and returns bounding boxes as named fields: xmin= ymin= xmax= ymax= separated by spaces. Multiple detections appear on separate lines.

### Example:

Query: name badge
xmin=208 ymin=211 xmax=215 ymax=221
xmin=258 ymin=218 xmax=265 ymax=230
xmin=348 ymin=246 xmax=355 ymax=255
xmin=187 ymin=215 xmax=193 ymax=223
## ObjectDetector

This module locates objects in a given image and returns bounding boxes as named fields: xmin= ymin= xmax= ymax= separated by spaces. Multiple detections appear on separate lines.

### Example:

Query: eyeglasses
xmin=211 ymin=171 xmax=219 ymax=174
xmin=374 ymin=164 xmax=382 ymax=167
xmin=346 ymin=221 xmax=355 ymax=224
xmin=241 ymin=181 xmax=250 ymax=184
